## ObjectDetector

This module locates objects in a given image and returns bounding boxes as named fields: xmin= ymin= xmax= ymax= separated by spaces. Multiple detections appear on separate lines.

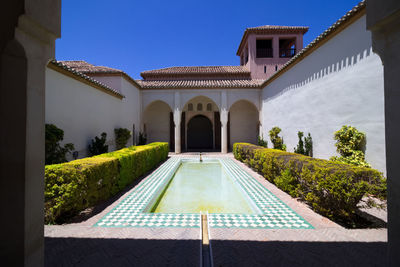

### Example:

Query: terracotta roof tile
xmin=48 ymin=60 xmax=125 ymax=98
xmin=141 ymin=66 xmax=251 ymax=80
xmin=137 ymin=79 xmax=264 ymax=89
xmin=60 ymin=60 xmax=123 ymax=74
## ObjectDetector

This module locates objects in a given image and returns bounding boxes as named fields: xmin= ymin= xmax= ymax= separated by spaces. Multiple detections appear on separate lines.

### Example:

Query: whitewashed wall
xmin=261 ymin=15 xmax=386 ymax=173
xmin=45 ymin=69 xmax=141 ymax=159
xmin=230 ymin=100 xmax=259 ymax=147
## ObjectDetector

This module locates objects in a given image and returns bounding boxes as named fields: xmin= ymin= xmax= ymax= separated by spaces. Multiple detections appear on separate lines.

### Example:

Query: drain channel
xmin=201 ymin=214 xmax=213 ymax=267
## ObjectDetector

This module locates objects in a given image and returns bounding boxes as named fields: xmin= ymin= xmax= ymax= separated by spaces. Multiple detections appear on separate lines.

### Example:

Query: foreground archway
xmin=187 ymin=115 xmax=213 ymax=150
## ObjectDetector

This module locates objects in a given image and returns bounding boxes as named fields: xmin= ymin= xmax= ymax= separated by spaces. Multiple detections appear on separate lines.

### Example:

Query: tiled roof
xmin=261 ymin=0 xmax=366 ymax=87
xmin=137 ymin=79 xmax=264 ymax=89
xmin=237 ymin=25 xmax=309 ymax=55
xmin=60 ymin=60 xmax=123 ymax=74
xmin=48 ymin=60 xmax=125 ymax=99
xmin=141 ymin=66 xmax=251 ymax=80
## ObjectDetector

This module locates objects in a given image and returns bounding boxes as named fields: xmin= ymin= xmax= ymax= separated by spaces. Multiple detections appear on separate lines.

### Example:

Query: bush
xmin=294 ymin=131 xmax=313 ymax=157
xmin=88 ymin=132 xmax=108 ymax=156
xmin=269 ymin=126 xmax=286 ymax=151
xmin=114 ymin=128 xmax=132 ymax=150
xmin=45 ymin=124 xmax=74 ymax=165
xmin=330 ymin=125 xmax=370 ymax=167
xmin=138 ymin=132 xmax=147 ymax=145
xmin=257 ymin=135 xmax=268 ymax=148
xmin=233 ymin=143 xmax=386 ymax=225
xmin=45 ymin=142 xmax=169 ymax=223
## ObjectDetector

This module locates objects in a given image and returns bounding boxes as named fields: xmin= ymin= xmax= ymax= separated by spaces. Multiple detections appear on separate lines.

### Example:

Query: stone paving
xmin=45 ymin=152 xmax=388 ymax=266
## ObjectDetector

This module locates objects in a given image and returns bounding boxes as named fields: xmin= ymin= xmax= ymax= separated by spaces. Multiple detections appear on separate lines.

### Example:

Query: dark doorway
xmin=187 ymin=115 xmax=213 ymax=149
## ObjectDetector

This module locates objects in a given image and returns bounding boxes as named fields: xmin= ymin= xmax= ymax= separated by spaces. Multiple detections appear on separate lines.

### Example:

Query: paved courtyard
xmin=45 ymin=153 xmax=387 ymax=266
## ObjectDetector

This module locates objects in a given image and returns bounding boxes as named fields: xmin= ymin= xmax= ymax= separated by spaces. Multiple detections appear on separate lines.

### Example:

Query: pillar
xmin=174 ymin=92 xmax=181 ymax=153
xmin=220 ymin=91 xmax=228 ymax=153
xmin=366 ymin=1 xmax=400 ymax=265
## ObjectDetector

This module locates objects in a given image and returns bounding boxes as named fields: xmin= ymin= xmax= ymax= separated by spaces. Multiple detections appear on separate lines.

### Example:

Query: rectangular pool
xmin=148 ymin=160 xmax=258 ymax=214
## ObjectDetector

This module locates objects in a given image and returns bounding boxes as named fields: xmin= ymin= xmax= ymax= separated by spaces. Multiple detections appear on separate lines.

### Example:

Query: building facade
xmin=46 ymin=2 xmax=386 ymax=173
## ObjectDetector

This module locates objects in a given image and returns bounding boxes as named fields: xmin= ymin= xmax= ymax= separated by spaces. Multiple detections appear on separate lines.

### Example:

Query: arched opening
xmin=143 ymin=100 xmax=172 ymax=146
xmin=229 ymin=100 xmax=259 ymax=148
xmin=187 ymin=115 xmax=213 ymax=150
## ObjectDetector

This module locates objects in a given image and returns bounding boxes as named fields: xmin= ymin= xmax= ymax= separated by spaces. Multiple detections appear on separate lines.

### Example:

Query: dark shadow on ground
xmin=45 ymin=237 xmax=387 ymax=267
xmin=65 ymin=158 xmax=171 ymax=224
xmin=45 ymin=237 xmax=200 ymax=267
xmin=211 ymin=240 xmax=387 ymax=267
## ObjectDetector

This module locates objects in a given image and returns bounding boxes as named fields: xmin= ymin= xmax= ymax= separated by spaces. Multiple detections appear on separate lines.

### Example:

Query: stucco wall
xmin=45 ymin=68 xmax=140 ymax=159
xmin=143 ymin=100 xmax=171 ymax=143
xmin=230 ymin=100 xmax=259 ymax=147
xmin=261 ymin=15 xmax=386 ymax=173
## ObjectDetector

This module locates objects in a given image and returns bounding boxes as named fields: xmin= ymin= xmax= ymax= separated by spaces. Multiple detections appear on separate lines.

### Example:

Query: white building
xmin=46 ymin=2 xmax=385 ymax=173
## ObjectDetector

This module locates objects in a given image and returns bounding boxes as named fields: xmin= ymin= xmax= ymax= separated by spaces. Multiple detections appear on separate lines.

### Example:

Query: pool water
xmin=150 ymin=161 xmax=257 ymax=214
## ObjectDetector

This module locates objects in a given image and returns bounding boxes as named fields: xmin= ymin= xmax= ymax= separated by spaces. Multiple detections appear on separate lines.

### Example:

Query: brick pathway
xmin=45 ymin=153 xmax=387 ymax=266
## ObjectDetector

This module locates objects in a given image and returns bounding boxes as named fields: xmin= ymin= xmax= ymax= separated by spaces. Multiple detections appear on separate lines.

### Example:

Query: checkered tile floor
xmin=95 ymin=157 xmax=313 ymax=229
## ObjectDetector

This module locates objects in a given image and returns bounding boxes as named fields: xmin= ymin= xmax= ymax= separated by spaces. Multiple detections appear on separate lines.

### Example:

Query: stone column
xmin=220 ymin=91 xmax=228 ymax=153
xmin=366 ymin=1 xmax=400 ymax=265
xmin=174 ymin=91 xmax=181 ymax=153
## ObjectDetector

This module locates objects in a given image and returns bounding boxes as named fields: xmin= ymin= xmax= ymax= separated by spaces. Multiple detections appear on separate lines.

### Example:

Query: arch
xmin=143 ymin=100 xmax=172 ymax=144
xmin=229 ymin=99 xmax=259 ymax=147
xmin=187 ymin=115 xmax=213 ymax=150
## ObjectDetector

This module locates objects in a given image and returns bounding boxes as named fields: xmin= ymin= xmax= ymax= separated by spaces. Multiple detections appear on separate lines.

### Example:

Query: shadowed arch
xmin=143 ymin=100 xmax=172 ymax=145
xmin=229 ymin=99 xmax=259 ymax=148
xmin=187 ymin=115 xmax=213 ymax=150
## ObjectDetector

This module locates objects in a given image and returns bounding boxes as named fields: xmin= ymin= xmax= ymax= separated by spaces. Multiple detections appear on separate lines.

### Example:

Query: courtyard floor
xmin=45 ymin=153 xmax=387 ymax=266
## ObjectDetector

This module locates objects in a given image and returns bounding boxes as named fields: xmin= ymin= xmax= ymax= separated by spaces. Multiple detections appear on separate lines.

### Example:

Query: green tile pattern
xmin=95 ymin=157 xmax=313 ymax=229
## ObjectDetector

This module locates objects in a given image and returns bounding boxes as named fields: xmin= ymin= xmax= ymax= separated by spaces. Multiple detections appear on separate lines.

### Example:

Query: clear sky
xmin=56 ymin=0 xmax=361 ymax=79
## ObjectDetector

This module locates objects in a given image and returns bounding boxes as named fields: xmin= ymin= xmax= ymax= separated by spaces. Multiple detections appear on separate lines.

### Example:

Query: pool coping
xmin=95 ymin=157 xmax=314 ymax=229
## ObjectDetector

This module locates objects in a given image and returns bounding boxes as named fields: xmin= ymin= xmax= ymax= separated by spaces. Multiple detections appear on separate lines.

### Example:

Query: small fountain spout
xmin=199 ymin=152 xmax=203 ymax=162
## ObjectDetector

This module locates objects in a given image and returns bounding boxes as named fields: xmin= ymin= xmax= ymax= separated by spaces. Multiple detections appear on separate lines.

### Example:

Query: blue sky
xmin=56 ymin=0 xmax=361 ymax=79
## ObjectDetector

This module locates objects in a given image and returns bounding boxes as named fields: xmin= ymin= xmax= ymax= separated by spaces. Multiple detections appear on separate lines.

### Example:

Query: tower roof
xmin=236 ymin=25 xmax=309 ymax=55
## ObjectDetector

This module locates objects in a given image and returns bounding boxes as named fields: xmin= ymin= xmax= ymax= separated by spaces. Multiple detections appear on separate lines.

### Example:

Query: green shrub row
xmin=45 ymin=142 xmax=169 ymax=223
xmin=233 ymin=143 xmax=386 ymax=225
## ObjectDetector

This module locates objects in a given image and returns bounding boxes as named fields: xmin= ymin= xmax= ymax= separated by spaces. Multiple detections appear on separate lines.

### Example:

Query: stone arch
xmin=187 ymin=115 xmax=213 ymax=150
xmin=182 ymin=95 xmax=221 ymax=150
xmin=229 ymin=99 xmax=259 ymax=147
xmin=143 ymin=100 xmax=172 ymax=145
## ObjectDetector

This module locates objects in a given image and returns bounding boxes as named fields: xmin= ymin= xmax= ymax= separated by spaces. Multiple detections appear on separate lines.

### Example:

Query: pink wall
xmin=241 ymin=33 xmax=305 ymax=79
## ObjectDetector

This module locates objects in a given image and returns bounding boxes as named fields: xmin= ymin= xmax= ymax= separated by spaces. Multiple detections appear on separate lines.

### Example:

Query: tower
xmin=237 ymin=25 xmax=308 ymax=79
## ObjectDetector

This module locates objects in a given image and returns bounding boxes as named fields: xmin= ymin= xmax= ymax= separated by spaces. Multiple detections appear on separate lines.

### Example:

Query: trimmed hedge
xmin=233 ymin=143 xmax=386 ymax=224
xmin=45 ymin=142 xmax=169 ymax=223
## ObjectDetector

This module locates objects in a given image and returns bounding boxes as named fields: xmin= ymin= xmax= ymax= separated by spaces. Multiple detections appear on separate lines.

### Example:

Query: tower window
xmin=188 ymin=103 xmax=193 ymax=111
xmin=256 ymin=39 xmax=273 ymax=58
xmin=197 ymin=103 xmax=203 ymax=111
xmin=207 ymin=103 xmax=212 ymax=111
xmin=264 ymin=66 xmax=266 ymax=73
xmin=275 ymin=65 xmax=278 ymax=71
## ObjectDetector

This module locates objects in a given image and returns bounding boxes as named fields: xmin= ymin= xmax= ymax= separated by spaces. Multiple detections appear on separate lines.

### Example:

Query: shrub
xmin=257 ymin=135 xmax=268 ymax=148
xmin=45 ymin=124 xmax=74 ymax=165
xmin=294 ymin=131 xmax=313 ymax=157
xmin=138 ymin=132 xmax=147 ymax=145
xmin=114 ymin=128 xmax=132 ymax=150
xmin=304 ymin=133 xmax=313 ymax=157
xmin=330 ymin=125 xmax=370 ymax=167
xmin=294 ymin=131 xmax=305 ymax=155
xmin=88 ymin=132 xmax=108 ymax=156
xmin=233 ymin=143 xmax=386 ymax=225
xmin=269 ymin=126 xmax=286 ymax=151
xmin=45 ymin=142 xmax=169 ymax=223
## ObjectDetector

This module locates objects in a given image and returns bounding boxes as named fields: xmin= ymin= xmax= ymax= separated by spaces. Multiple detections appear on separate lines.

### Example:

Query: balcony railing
xmin=256 ymin=48 xmax=273 ymax=58
xmin=279 ymin=48 xmax=296 ymax=58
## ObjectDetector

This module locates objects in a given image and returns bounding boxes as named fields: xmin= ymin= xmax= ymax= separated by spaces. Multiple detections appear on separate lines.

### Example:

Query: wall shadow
xmin=45 ymin=237 xmax=200 ymax=267
xmin=211 ymin=240 xmax=387 ymax=267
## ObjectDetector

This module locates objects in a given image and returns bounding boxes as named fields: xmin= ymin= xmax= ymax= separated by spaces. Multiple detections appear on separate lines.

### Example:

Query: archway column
xmin=174 ymin=91 xmax=181 ymax=153
xmin=220 ymin=91 xmax=228 ymax=153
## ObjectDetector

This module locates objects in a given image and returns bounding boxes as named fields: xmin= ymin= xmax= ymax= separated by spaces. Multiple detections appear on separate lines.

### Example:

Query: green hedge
xmin=233 ymin=143 xmax=386 ymax=224
xmin=45 ymin=142 xmax=169 ymax=223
